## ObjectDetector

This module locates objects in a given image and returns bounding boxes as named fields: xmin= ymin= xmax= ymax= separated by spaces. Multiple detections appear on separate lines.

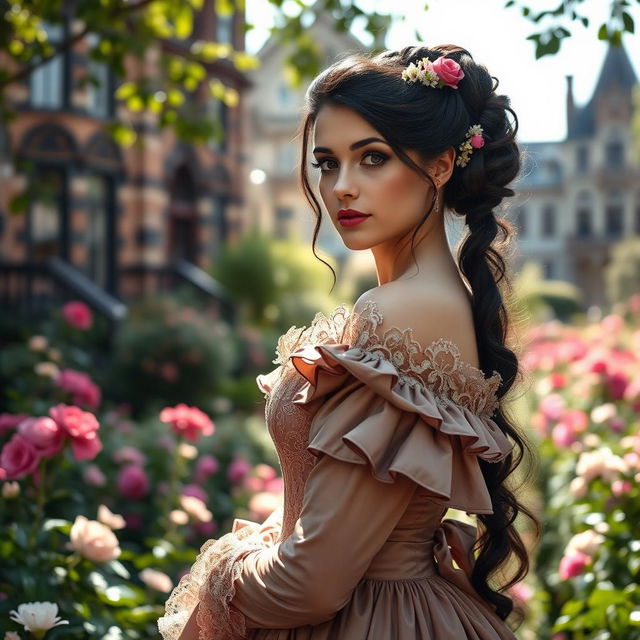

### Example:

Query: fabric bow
xmin=433 ymin=518 xmax=497 ymax=616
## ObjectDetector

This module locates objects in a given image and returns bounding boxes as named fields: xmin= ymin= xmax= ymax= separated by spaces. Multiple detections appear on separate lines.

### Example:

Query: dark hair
xmin=298 ymin=44 xmax=542 ymax=624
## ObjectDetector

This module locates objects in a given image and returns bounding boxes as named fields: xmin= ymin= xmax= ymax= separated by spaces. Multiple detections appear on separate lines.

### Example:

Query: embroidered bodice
xmin=261 ymin=300 xmax=503 ymax=540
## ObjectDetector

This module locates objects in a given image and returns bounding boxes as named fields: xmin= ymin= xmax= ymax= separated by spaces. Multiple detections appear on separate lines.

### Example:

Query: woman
xmin=158 ymin=43 xmax=541 ymax=640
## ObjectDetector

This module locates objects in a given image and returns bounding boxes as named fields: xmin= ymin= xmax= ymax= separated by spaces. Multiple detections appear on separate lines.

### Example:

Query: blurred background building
xmin=513 ymin=44 xmax=639 ymax=308
xmin=245 ymin=13 xmax=366 ymax=274
xmin=0 ymin=0 xmax=247 ymax=315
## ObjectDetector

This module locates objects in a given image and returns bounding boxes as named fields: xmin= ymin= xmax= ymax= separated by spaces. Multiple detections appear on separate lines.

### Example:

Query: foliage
xmin=0 ymin=306 xmax=282 ymax=638
xmin=211 ymin=229 xmax=338 ymax=331
xmin=605 ymin=236 xmax=640 ymax=307
xmin=108 ymin=294 xmax=238 ymax=417
xmin=504 ymin=0 xmax=639 ymax=58
xmin=514 ymin=262 xmax=583 ymax=323
xmin=520 ymin=294 xmax=640 ymax=638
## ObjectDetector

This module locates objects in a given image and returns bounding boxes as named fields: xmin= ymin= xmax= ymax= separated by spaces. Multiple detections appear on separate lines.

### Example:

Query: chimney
xmin=566 ymin=75 xmax=575 ymax=136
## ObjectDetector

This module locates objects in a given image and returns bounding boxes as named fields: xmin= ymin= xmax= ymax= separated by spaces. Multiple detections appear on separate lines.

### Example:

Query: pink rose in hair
xmin=17 ymin=416 xmax=65 ymax=458
xmin=159 ymin=404 xmax=214 ymax=442
xmin=117 ymin=464 xmax=149 ymax=500
xmin=1 ymin=433 xmax=40 ymax=479
xmin=431 ymin=56 xmax=465 ymax=89
xmin=62 ymin=301 xmax=93 ymax=330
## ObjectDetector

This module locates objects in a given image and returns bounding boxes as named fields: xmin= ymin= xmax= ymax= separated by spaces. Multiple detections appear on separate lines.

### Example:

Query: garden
xmin=1 ymin=236 xmax=640 ymax=639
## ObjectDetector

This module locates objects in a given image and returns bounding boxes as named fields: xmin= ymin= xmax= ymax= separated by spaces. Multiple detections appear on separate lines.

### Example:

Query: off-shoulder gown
xmin=158 ymin=301 xmax=519 ymax=640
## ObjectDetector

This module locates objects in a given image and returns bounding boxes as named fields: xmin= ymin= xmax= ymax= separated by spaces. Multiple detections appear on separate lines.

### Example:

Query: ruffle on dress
xmin=290 ymin=342 xmax=514 ymax=515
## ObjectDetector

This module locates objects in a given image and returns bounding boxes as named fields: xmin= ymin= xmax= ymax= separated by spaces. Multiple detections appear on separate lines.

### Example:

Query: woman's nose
xmin=332 ymin=168 xmax=358 ymax=201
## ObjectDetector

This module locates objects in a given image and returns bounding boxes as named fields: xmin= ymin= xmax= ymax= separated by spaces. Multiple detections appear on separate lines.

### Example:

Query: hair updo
xmin=298 ymin=44 xmax=541 ymax=626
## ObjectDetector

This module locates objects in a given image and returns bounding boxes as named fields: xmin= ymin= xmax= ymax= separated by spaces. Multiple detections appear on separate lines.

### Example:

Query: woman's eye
xmin=362 ymin=151 xmax=387 ymax=166
xmin=311 ymin=158 xmax=337 ymax=171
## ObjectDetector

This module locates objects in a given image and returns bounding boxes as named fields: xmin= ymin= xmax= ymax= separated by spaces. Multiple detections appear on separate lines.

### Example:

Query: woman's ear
xmin=429 ymin=147 xmax=456 ymax=187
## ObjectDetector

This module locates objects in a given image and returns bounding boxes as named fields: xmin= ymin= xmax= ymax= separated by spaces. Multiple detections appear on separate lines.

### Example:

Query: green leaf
xmin=622 ymin=12 xmax=634 ymax=33
xmin=96 ymin=583 xmax=146 ymax=606
xmin=598 ymin=23 xmax=609 ymax=40
xmin=175 ymin=5 xmax=193 ymax=39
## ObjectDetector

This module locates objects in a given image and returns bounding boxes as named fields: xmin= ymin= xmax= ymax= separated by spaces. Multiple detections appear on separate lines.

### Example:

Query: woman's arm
xmin=225 ymin=454 xmax=417 ymax=629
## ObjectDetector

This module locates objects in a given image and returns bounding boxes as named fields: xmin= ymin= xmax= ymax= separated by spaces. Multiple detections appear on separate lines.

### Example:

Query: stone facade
xmin=511 ymin=45 xmax=639 ymax=308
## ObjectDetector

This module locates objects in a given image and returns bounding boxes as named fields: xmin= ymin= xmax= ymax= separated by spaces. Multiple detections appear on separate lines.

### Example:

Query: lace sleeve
xmin=158 ymin=516 xmax=281 ymax=640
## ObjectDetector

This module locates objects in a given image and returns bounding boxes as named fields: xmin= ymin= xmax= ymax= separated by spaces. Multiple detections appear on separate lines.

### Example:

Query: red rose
xmin=62 ymin=301 xmax=93 ymax=330
xmin=159 ymin=404 xmax=214 ymax=441
xmin=0 ymin=433 xmax=40 ymax=479
xmin=49 ymin=404 xmax=102 ymax=461
xmin=431 ymin=56 xmax=465 ymax=89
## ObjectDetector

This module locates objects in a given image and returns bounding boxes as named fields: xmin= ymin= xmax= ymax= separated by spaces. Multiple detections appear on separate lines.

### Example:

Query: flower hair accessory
xmin=401 ymin=55 xmax=465 ymax=90
xmin=456 ymin=124 xmax=485 ymax=167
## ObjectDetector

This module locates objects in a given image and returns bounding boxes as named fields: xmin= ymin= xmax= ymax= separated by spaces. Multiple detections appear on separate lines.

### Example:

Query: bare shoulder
xmin=353 ymin=280 xmax=480 ymax=368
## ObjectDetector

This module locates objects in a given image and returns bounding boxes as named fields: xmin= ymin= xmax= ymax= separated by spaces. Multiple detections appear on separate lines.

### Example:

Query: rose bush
xmin=0 ymin=306 xmax=282 ymax=638
xmin=518 ymin=294 xmax=640 ymax=638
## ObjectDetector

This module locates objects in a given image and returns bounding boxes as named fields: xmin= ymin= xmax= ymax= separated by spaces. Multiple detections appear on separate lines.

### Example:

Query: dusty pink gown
xmin=158 ymin=301 xmax=519 ymax=639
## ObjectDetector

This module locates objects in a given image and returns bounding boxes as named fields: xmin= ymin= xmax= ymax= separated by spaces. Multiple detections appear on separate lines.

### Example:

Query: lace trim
xmin=272 ymin=300 xmax=502 ymax=418
xmin=158 ymin=528 xmax=264 ymax=640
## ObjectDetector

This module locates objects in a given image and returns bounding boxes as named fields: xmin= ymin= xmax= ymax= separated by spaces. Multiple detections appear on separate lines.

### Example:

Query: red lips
xmin=337 ymin=209 xmax=370 ymax=220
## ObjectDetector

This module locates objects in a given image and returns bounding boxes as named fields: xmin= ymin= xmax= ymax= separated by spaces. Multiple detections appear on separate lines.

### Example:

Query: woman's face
xmin=312 ymin=103 xmax=434 ymax=251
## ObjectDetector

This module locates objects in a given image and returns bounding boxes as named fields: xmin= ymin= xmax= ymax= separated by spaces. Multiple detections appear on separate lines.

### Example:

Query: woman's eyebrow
xmin=312 ymin=137 xmax=389 ymax=154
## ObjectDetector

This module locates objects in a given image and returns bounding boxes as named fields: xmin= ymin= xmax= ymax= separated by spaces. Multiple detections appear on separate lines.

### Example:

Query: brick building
xmin=0 ymin=2 xmax=249 ymax=313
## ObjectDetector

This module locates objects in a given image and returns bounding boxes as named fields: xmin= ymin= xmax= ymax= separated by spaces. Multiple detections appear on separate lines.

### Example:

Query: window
xmin=605 ymin=204 xmax=624 ymax=237
xmin=541 ymin=204 xmax=556 ymax=237
xmin=275 ymin=206 xmax=293 ymax=239
xmin=216 ymin=14 xmax=234 ymax=45
xmin=86 ymin=34 xmax=113 ymax=118
xmin=85 ymin=174 xmax=113 ymax=288
xmin=277 ymin=83 xmax=294 ymax=108
xmin=576 ymin=209 xmax=592 ymax=237
xmin=605 ymin=140 xmax=624 ymax=169
xmin=207 ymin=99 xmax=228 ymax=151
xmin=576 ymin=146 xmax=589 ymax=174
xmin=30 ymin=23 xmax=65 ymax=109
xmin=29 ymin=167 xmax=66 ymax=261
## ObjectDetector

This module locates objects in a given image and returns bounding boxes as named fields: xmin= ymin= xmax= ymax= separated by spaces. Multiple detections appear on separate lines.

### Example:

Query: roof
xmin=567 ymin=43 xmax=638 ymax=139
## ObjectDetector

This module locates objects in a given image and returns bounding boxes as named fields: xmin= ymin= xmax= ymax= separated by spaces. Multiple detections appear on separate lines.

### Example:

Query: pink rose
xmin=0 ymin=434 xmax=40 ymax=479
xmin=139 ymin=568 xmax=173 ymax=593
xmin=69 ymin=515 xmax=121 ymax=563
xmin=117 ymin=465 xmax=149 ymax=499
xmin=113 ymin=446 xmax=146 ymax=466
xmin=470 ymin=134 xmax=485 ymax=149
xmin=227 ymin=457 xmax=251 ymax=485
xmin=182 ymin=484 xmax=208 ymax=503
xmin=558 ymin=551 xmax=590 ymax=580
xmin=62 ymin=301 xmax=93 ymax=330
xmin=540 ymin=393 xmax=566 ymax=421
xmin=606 ymin=372 xmax=628 ymax=401
xmin=552 ymin=422 xmax=576 ymax=448
xmin=55 ymin=369 xmax=101 ymax=410
xmin=17 ymin=417 xmax=64 ymax=458
xmin=49 ymin=404 xmax=102 ymax=461
xmin=159 ymin=404 xmax=214 ymax=442
xmin=248 ymin=491 xmax=282 ymax=522
xmin=193 ymin=520 xmax=218 ymax=537
xmin=49 ymin=404 xmax=99 ymax=438
xmin=612 ymin=479 xmax=632 ymax=496
xmin=84 ymin=464 xmax=107 ymax=487
xmin=194 ymin=455 xmax=219 ymax=483
xmin=264 ymin=476 xmax=284 ymax=495
xmin=0 ymin=413 xmax=30 ymax=435
xmin=431 ymin=56 xmax=465 ymax=89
